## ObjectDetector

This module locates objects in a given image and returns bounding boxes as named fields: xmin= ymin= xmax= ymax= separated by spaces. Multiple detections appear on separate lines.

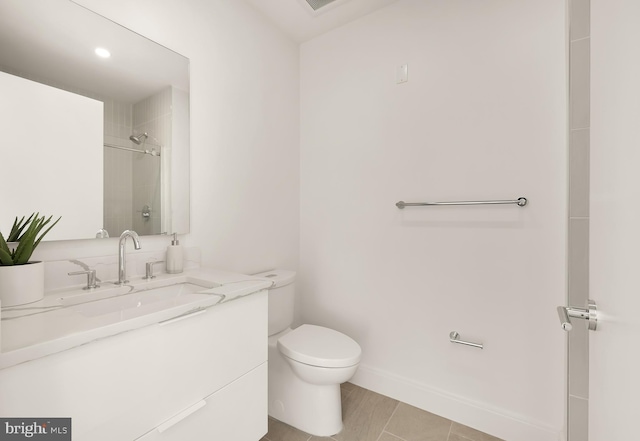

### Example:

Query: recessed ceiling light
xmin=95 ymin=47 xmax=111 ymax=58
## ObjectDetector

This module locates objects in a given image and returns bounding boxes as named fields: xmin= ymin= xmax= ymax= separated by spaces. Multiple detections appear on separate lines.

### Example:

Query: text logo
xmin=0 ymin=419 xmax=71 ymax=440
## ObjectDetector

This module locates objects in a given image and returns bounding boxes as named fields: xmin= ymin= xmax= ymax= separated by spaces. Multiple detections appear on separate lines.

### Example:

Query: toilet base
xmin=268 ymin=381 xmax=343 ymax=436
xmin=268 ymin=335 xmax=344 ymax=436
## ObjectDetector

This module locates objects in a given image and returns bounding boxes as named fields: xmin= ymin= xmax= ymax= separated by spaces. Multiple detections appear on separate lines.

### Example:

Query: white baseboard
xmin=351 ymin=364 xmax=562 ymax=441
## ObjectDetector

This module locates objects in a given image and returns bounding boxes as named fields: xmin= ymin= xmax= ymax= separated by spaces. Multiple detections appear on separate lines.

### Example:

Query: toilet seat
xmin=277 ymin=324 xmax=361 ymax=368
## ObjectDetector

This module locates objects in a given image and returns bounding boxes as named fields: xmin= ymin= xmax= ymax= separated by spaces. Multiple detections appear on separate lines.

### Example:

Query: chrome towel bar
xmin=449 ymin=331 xmax=483 ymax=349
xmin=396 ymin=197 xmax=527 ymax=209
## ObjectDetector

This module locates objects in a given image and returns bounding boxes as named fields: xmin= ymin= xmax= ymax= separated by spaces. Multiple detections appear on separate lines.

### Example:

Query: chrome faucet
xmin=116 ymin=230 xmax=141 ymax=285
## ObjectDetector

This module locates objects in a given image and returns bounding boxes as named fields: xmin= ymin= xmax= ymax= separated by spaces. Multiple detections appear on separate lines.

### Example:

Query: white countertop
xmin=0 ymin=268 xmax=271 ymax=370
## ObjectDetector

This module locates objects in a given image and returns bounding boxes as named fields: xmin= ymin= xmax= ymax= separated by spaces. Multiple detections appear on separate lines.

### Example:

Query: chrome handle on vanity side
xmin=557 ymin=300 xmax=597 ymax=331
xmin=449 ymin=331 xmax=483 ymax=349
xmin=68 ymin=269 xmax=99 ymax=290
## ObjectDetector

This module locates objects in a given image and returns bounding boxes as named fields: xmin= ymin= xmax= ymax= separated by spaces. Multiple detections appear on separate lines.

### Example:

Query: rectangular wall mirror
xmin=0 ymin=0 xmax=190 ymax=241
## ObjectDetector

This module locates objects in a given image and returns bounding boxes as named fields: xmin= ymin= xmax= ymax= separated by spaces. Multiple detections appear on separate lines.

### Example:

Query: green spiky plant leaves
xmin=0 ymin=213 xmax=61 ymax=266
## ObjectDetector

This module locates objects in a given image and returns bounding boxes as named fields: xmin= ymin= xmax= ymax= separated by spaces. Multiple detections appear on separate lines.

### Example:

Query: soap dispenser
xmin=166 ymin=233 xmax=183 ymax=274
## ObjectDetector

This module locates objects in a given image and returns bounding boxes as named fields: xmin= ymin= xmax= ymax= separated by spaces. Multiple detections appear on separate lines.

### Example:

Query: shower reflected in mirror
xmin=0 ymin=0 xmax=190 ymax=240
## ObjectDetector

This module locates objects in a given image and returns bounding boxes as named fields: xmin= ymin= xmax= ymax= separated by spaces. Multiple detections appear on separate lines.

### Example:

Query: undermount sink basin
xmin=58 ymin=277 xmax=222 ymax=318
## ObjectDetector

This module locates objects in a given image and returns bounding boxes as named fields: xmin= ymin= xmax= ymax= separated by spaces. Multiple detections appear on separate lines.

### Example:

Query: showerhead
xmin=129 ymin=132 xmax=148 ymax=145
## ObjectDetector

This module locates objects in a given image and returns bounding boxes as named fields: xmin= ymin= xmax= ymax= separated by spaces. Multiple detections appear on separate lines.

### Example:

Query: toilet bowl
xmin=254 ymin=270 xmax=362 ymax=437
xmin=268 ymin=325 xmax=361 ymax=436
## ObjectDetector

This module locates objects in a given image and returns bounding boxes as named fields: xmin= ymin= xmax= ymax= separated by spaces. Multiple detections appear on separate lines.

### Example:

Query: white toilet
xmin=254 ymin=269 xmax=361 ymax=437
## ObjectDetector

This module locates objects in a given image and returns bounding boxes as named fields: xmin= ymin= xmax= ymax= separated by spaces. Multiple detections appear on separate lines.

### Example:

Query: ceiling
xmin=0 ymin=0 xmax=189 ymax=103
xmin=243 ymin=0 xmax=399 ymax=43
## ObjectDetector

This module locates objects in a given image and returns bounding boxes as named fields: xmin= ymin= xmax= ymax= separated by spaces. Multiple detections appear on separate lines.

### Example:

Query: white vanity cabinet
xmin=0 ymin=290 xmax=268 ymax=441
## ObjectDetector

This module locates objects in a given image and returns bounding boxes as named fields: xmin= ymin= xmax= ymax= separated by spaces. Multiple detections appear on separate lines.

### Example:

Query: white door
xmin=589 ymin=0 xmax=640 ymax=439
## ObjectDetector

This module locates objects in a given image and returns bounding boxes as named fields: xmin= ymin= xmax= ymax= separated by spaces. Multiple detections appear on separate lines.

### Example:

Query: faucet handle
xmin=68 ymin=269 xmax=100 ymax=290
xmin=144 ymin=261 xmax=164 ymax=280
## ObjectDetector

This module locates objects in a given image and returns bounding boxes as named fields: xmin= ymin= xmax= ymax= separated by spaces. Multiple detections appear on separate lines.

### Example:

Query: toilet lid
xmin=277 ymin=324 xmax=362 ymax=368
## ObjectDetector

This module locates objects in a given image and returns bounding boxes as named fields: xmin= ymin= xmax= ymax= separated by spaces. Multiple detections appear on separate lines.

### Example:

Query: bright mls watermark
xmin=0 ymin=419 xmax=71 ymax=440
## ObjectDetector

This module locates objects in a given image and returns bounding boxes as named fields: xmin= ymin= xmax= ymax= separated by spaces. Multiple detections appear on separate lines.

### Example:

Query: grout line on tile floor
xmin=374 ymin=401 xmax=401 ymax=441
xmin=450 ymin=434 xmax=475 ymax=441
xmin=445 ymin=422 xmax=453 ymax=441
xmin=383 ymin=430 xmax=410 ymax=441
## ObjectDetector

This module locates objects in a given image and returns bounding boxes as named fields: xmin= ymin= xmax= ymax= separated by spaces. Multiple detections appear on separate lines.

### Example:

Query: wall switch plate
xmin=396 ymin=64 xmax=408 ymax=84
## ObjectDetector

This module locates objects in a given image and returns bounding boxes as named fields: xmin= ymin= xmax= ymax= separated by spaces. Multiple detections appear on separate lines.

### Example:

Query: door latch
xmin=557 ymin=300 xmax=597 ymax=331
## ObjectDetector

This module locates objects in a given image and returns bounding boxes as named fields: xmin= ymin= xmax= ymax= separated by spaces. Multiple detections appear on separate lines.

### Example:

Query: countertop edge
xmin=0 ymin=269 xmax=270 ymax=370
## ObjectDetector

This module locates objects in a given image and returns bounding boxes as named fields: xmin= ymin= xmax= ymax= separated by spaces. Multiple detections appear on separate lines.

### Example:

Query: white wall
xmin=299 ymin=1 xmax=566 ymax=440
xmin=33 ymin=0 xmax=300 ymax=274
xmin=0 ymin=71 xmax=103 ymax=241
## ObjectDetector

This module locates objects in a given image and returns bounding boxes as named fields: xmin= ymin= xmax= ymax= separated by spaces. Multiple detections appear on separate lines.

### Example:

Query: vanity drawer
xmin=134 ymin=362 xmax=267 ymax=441
xmin=150 ymin=291 xmax=268 ymax=411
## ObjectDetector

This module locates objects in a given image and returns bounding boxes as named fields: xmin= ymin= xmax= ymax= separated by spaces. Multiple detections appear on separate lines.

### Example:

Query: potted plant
xmin=0 ymin=213 xmax=60 ymax=307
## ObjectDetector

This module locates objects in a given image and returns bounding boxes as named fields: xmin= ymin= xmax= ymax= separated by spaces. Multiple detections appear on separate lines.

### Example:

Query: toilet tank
xmin=253 ymin=269 xmax=296 ymax=336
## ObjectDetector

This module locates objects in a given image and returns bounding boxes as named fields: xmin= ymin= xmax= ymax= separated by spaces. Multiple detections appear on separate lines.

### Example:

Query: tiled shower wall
xmin=104 ymin=87 xmax=172 ymax=237
xmin=567 ymin=0 xmax=590 ymax=439
xmin=103 ymin=100 xmax=134 ymax=236
xmin=131 ymin=87 xmax=172 ymax=236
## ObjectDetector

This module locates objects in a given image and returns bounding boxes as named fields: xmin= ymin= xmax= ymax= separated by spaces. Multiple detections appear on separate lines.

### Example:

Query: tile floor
xmin=261 ymin=383 xmax=504 ymax=441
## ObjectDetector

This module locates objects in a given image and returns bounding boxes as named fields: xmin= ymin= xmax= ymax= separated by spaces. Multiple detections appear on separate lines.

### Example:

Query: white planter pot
xmin=0 ymin=261 xmax=45 ymax=307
